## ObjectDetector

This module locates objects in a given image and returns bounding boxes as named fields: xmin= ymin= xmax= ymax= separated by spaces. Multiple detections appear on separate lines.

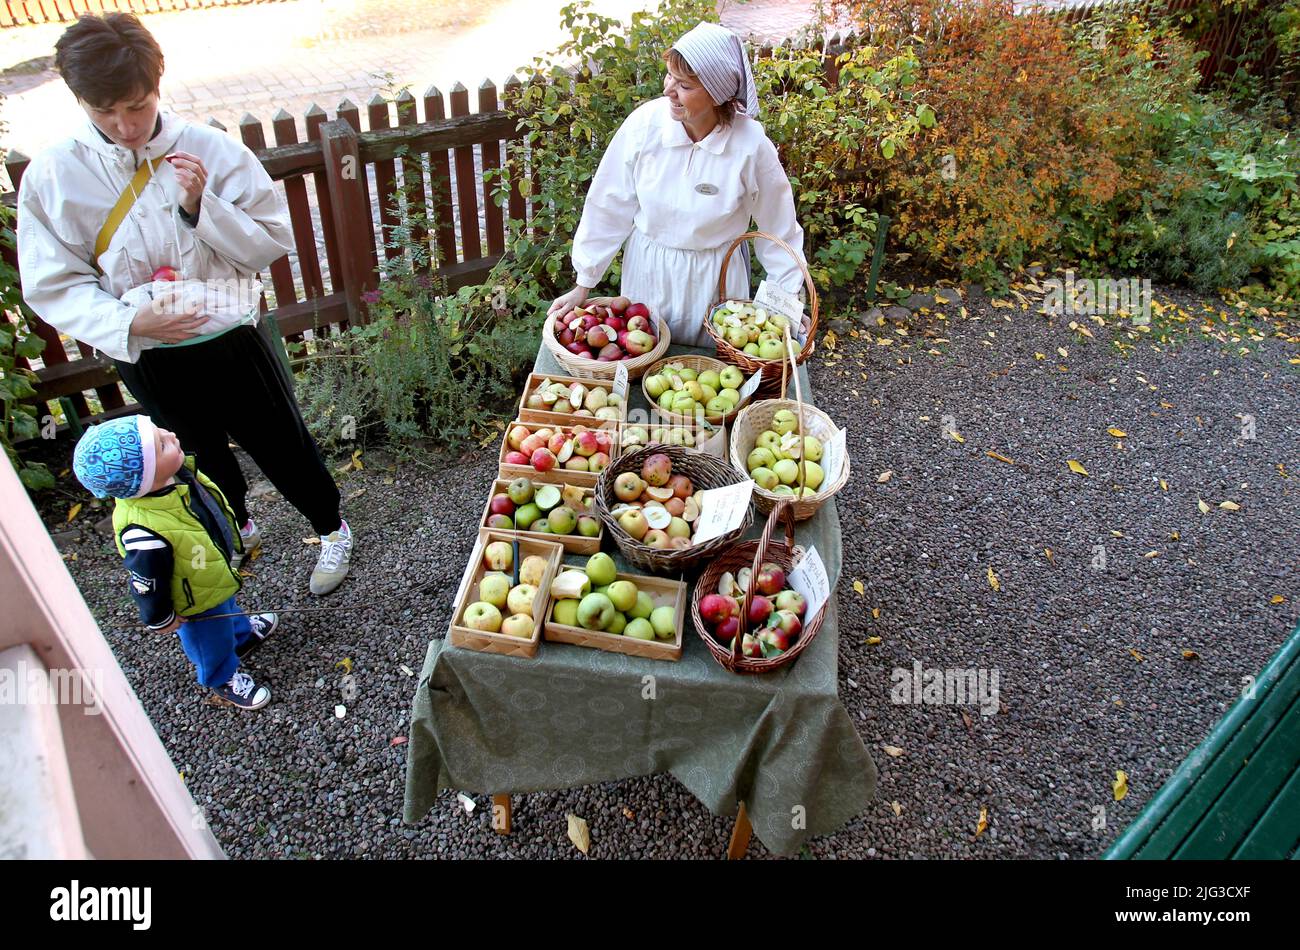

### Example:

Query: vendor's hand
xmin=130 ymin=288 xmax=206 ymax=343
xmin=166 ymin=150 xmax=208 ymax=216
xmin=154 ymin=615 xmax=183 ymax=635
xmin=547 ymin=285 xmax=590 ymax=322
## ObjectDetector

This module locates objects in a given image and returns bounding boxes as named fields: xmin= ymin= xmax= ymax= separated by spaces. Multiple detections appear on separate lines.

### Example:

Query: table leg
xmin=492 ymin=793 xmax=512 ymax=835
xmin=727 ymin=801 xmax=752 ymax=860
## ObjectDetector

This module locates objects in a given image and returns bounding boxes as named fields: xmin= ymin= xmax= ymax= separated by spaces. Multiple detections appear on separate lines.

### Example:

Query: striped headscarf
xmin=671 ymin=22 xmax=760 ymax=120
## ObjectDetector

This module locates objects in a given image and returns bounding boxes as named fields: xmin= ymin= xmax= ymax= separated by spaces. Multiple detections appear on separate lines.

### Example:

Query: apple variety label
xmin=693 ymin=479 xmax=755 ymax=544
xmin=820 ymin=427 xmax=849 ymax=482
xmin=788 ymin=545 xmax=830 ymax=624
xmin=754 ymin=280 xmax=806 ymax=344
xmin=614 ymin=362 xmax=629 ymax=403
xmin=697 ymin=424 xmax=727 ymax=459
xmin=737 ymin=367 xmax=765 ymax=406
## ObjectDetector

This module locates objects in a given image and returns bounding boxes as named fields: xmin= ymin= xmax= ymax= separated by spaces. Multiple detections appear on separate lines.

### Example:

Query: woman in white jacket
xmin=547 ymin=21 xmax=806 ymax=348
xmin=17 ymin=12 xmax=354 ymax=596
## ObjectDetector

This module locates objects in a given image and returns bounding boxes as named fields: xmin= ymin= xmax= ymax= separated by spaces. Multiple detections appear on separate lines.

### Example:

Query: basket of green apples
xmin=642 ymin=355 xmax=749 ymax=425
xmin=701 ymin=230 xmax=819 ymax=398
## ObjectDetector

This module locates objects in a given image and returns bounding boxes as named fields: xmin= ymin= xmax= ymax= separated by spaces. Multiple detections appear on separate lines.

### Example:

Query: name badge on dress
xmin=695 ymin=183 xmax=719 ymax=196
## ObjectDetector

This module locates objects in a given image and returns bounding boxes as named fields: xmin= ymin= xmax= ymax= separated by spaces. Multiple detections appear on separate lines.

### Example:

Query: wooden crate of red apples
xmin=555 ymin=296 xmax=658 ymax=362
xmin=698 ymin=563 xmax=808 ymax=659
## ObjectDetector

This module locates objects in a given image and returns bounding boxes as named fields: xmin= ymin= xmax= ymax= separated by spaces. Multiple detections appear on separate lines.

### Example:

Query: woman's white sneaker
xmin=310 ymin=519 xmax=353 ymax=596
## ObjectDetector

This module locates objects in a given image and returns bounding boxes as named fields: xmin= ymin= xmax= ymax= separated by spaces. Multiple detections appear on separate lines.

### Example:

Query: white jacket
xmin=16 ymin=110 xmax=293 ymax=363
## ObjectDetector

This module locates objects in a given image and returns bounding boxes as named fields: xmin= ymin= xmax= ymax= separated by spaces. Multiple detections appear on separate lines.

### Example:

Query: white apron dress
xmin=571 ymin=97 xmax=806 ymax=348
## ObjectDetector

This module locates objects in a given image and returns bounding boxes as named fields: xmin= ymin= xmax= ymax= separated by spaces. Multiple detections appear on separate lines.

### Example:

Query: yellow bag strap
xmin=93 ymin=156 xmax=165 ymax=263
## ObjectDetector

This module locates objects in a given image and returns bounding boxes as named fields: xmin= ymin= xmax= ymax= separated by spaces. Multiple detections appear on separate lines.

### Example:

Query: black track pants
xmin=114 ymin=323 xmax=342 ymax=537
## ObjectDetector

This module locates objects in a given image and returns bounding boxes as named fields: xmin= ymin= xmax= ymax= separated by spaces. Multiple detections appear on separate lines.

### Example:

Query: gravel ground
xmin=34 ymin=280 xmax=1300 ymax=859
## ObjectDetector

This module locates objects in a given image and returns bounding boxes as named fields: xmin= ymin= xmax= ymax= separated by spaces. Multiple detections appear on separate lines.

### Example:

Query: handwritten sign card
xmin=787 ymin=545 xmax=830 ymax=623
xmin=693 ymin=480 xmax=754 ymax=544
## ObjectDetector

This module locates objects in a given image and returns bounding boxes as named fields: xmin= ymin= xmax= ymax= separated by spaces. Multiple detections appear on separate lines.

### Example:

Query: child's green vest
xmin=112 ymin=457 xmax=244 ymax=617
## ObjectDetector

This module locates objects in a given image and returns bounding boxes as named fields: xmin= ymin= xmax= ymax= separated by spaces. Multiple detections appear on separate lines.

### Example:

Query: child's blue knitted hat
xmin=72 ymin=415 xmax=158 ymax=499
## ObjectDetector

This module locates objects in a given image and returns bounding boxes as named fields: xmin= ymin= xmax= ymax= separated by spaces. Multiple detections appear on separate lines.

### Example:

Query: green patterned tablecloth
xmin=402 ymin=344 xmax=876 ymax=855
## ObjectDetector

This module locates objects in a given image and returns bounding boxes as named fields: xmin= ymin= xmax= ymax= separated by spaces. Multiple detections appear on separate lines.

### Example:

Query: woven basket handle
xmin=782 ymin=323 xmax=809 ymax=497
xmin=734 ymin=499 xmax=798 ymax=661
xmin=716 ymin=230 xmax=819 ymax=324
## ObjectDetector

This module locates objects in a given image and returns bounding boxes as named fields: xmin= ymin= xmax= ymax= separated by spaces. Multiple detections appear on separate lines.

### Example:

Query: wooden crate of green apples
xmin=449 ymin=533 xmax=565 ymax=657
xmin=543 ymin=552 xmax=688 ymax=661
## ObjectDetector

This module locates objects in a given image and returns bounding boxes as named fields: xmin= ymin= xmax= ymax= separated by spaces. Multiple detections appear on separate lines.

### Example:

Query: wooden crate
xmin=448 ymin=532 xmax=565 ymax=658
xmin=498 ymin=419 xmax=620 ymax=489
xmin=543 ymin=565 xmax=687 ymax=662
xmin=477 ymin=478 xmax=603 ymax=555
xmin=518 ymin=372 xmax=629 ymax=429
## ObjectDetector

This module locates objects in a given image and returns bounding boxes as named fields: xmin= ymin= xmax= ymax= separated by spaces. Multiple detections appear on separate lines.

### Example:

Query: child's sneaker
xmin=208 ymin=670 xmax=270 ymax=710
xmin=236 ymin=612 xmax=278 ymax=659
xmin=310 ymin=519 xmax=353 ymax=596
xmin=239 ymin=518 xmax=262 ymax=559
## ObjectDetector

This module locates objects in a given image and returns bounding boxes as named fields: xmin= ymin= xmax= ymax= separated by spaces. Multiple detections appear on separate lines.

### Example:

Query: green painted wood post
xmin=865 ymin=214 xmax=891 ymax=304
xmin=58 ymin=397 xmax=83 ymax=440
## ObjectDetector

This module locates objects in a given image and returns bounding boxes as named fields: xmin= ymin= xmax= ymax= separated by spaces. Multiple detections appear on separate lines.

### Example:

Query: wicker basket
xmin=729 ymin=325 xmax=849 ymax=522
xmin=641 ymin=354 xmax=752 ymax=426
xmin=594 ymin=443 xmax=752 ymax=574
xmin=691 ymin=501 xmax=825 ymax=674
xmin=702 ymin=230 xmax=818 ymax=399
xmin=541 ymin=308 xmax=671 ymax=381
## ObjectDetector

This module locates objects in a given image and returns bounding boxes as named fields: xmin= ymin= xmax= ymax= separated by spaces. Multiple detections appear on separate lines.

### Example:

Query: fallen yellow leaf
xmin=871 ymin=607 xmax=881 ymax=619
xmin=1144 ymin=551 xmax=1160 ymax=558
xmin=66 ymin=502 xmax=82 ymax=524
xmin=1182 ymin=649 xmax=1200 ymax=660
xmin=824 ymin=329 xmax=838 ymax=350
xmin=335 ymin=657 xmax=353 ymax=674
xmin=987 ymin=567 xmax=1000 ymax=591
xmin=1271 ymin=595 xmax=1285 ymax=605
xmin=883 ymin=745 xmax=904 ymax=757
xmin=1113 ymin=770 xmax=1129 ymax=802
xmin=566 ymin=814 xmax=590 ymax=854
xmin=1197 ymin=499 xmax=1210 ymax=514
xmin=1159 ymin=479 xmax=1168 ymax=491
xmin=1044 ymin=548 xmax=1054 ymax=564
xmin=1219 ymin=501 xmax=1240 ymax=511
xmin=866 ymin=636 xmax=882 ymax=646
xmin=1130 ymin=648 xmax=1144 ymax=662
xmin=1107 ymin=427 xmax=1127 ymax=438
xmin=1057 ymin=346 xmax=1069 ymax=358
xmin=1067 ymin=460 xmax=1089 ymax=476
xmin=976 ymin=806 xmax=989 ymax=838
xmin=877 ymin=470 xmax=893 ymax=483
xmin=950 ymin=431 xmax=965 ymax=444
xmin=853 ymin=580 xmax=864 ymax=595
xmin=891 ymin=801 xmax=902 ymax=817
xmin=986 ymin=450 xmax=1014 ymax=464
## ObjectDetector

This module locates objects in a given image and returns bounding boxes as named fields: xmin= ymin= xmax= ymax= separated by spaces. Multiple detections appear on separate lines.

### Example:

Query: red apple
xmin=769 ymin=609 xmax=802 ymax=639
xmin=626 ymin=314 xmax=652 ymax=335
xmin=610 ymin=296 xmax=631 ymax=314
xmin=582 ymin=314 xmax=601 ymax=330
xmin=622 ymin=330 xmax=655 ymax=356
xmin=567 ymin=340 xmax=589 ymax=357
xmin=505 ymin=450 xmax=529 ymax=466
xmin=588 ymin=451 xmax=610 ymax=473
xmin=559 ymin=327 xmax=575 ymax=347
xmin=667 ymin=474 xmax=693 ymax=499
xmin=573 ymin=431 xmax=599 ymax=457
xmin=715 ymin=615 xmax=741 ymax=644
xmin=625 ymin=302 xmax=650 ymax=319
xmin=605 ymin=316 xmax=626 ymax=333
xmin=741 ymin=633 xmax=763 ymax=657
xmin=486 ymin=513 xmax=514 ymax=529
xmin=758 ymin=626 xmax=791 ymax=652
xmin=700 ymin=593 xmax=737 ymax=625
xmin=489 ymin=494 xmax=515 ymax=517
xmin=531 ymin=448 xmax=557 ymax=472
xmin=641 ymin=453 xmax=672 ymax=487
xmin=520 ymin=434 xmax=546 ymax=456
xmin=597 ymin=343 xmax=622 ymax=361
xmin=587 ymin=325 xmax=611 ymax=349
xmin=748 ymin=595 xmax=773 ymax=625
xmin=547 ymin=432 xmax=569 ymax=455
xmin=755 ymin=562 xmax=786 ymax=596
xmin=508 ymin=424 xmax=531 ymax=451
xmin=774 ymin=589 xmax=807 ymax=617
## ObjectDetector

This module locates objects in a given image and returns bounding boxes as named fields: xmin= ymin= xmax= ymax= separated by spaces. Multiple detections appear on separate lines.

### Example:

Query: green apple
xmin=751 ymin=466 xmax=779 ymax=491
xmin=577 ymin=592 xmax=615 ymax=630
xmin=552 ymin=599 xmax=579 ymax=626
xmin=514 ymin=502 xmax=542 ymax=531
xmin=743 ymin=342 xmax=760 ymax=356
xmin=658 ymin=390 xmax=676 ymax=412
xmin=630 ymin=591 xmax=655 ymax=621
xmin=500 ymin=613 xmax=534 ymax=638
xmin=802 ymin=460 xmax=825 ymax=491
xmin=624 ymin=618 xmax=656 ymax=641
xmin=520 ymin=555 xmax=548 ymax=587
xmin=725 ymin=326 xmax=749 ymax=349
xmin=757 ymin=337 xmax=785 ymax=360
xmin=586 ymin=552 xmax=617 ymax=587
xmin=747 ymin=447 xmax=777 ymax=472
xmin=506 ymin=583 xmax=536 ymax=617
xmin=802 ymin=435 xmax=823 ymax=462
xmin=577 ymin=514 xmax=601 ymax=537
xmin=606 ymin=579 xmax=639 ymax=612
xmin=649 ymin=605 xmax=676 ymax=639
xmin=706 ymin=396 xmax=731 ymax=416
xmin=532 ymin=522 xmax=551 ymax=533
xmin=677 ymin=367 xmax=698 ymax=382
xmin=534 ymin=484 xmax=562 ymax=511
xmin=463 ymin=602 xmax=502 ymax=633
xmin=645 ymin=375 xmax=667 ymax=399
xmin=757 ymin=431 xmax=782 ymax=454
xmin=698 ymin=370 xmax=721 ymax=391
xmin=772 ymin=484 xmax=796 ymax=496
xmin=478 ymin=572 xmax=510 ymax=609
xmin=507 ymin=477 xmax=534 ymax=505
xmin=547 ymin=506 xmax=577 ymax=535
xmin=606 ymin=611 xmax=627 ymax=635
xmin=717 ymin=388 xmax=740 ymax=407
xmin=719 ymin=366 xmax=744 ymax=389
xmin=772 ymin=409 xmax=799 ymax=435
xmin=774 ymin=458 xmax=800 ymax=485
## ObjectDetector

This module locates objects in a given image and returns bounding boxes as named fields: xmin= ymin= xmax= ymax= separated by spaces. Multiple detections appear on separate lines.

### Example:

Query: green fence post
xmin=58 ymin=397 xmax=84 ymax=440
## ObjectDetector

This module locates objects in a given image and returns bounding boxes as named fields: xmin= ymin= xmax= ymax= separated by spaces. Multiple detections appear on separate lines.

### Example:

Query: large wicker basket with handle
xmin=542 ymin=298 xmax=671 ymax=381
xmin=702 ymin=230 xmax=819 ymax=398
xmin=729 ymin=327 xmax=849 ymax=522
xmin=690 ymin=500 xmax=825 ymax=674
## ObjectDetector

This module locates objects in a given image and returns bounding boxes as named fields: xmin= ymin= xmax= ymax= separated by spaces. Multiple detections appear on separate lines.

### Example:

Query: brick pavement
xmin=1 ymin=0 xmax=823 ymax=164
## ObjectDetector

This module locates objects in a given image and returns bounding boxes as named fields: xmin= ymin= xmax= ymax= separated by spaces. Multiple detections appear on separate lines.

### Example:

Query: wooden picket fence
xmin=0 ymin=1 xmax=1281 ymax=430
xmin=1 ymin=0 xmax=282 ymax=28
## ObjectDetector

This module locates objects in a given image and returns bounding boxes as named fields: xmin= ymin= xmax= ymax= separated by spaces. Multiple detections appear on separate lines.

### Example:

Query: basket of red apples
xmin=594 ymin=444 xmax=752 ymax=574
xmin=690 ymin=500 xmax=823 ymax=673
xmin=542 ymin=295 xmax=671 ymax=381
